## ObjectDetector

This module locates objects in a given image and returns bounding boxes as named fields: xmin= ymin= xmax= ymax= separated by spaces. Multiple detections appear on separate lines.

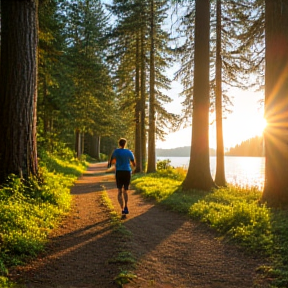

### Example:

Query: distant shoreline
xmin=156 ymin=146 xmax=216 ymax=157
xmin=156 ymin=137 xmax=264 ymax=157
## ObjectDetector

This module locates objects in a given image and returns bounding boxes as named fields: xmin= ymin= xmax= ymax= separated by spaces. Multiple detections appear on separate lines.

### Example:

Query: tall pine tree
xmin=0 ymin=0 xmax=39 ymax=182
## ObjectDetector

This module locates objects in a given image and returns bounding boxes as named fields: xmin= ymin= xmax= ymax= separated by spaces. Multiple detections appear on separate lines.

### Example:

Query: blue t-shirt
xmin=111 ymin=148 xmax=135 ymax=171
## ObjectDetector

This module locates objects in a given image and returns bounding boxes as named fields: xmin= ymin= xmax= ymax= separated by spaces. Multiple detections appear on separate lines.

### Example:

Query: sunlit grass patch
xmin=39 ymin=151 xmax=88 ymax=177
xmin=101 ymin=189 xmax=121 ymax=228
xmin=267 ymin=210 xmax=288 ymax=287
xmin=132 ymin=165 xmax=185 ymax=202
xmin=132 ymin=177 xmax=181 ymax=201
xmin=189 ymin=196 xmax=272 ymax=251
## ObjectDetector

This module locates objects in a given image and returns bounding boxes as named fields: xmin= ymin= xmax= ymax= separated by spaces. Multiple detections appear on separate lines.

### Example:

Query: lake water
xmin=157 ymin=156 xmax=265 ymax=190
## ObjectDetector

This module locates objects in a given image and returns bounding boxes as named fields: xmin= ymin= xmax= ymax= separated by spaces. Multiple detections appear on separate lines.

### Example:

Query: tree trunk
xmin=262 ymin=0 xmax=288 ymax=206
xmin=85 ymin=134 xmax=100 ymax=159
xmin=134 ymin=33 xmax=142 ymax=172
xmin=95 ymin=135 xmax=101 ymax=160
xmin=75 ymin=129 xmax=81 ymax=159
xmin=81 ymin=133 xmax=85 ymax=156
xmin=182 ymin=0 xmax=214 ymax=191
xmin=215 ymin=0 xmax=226 ymax=186
xmin=147 ymin=0 xmax=156 ymax=173
xmin=140 ymin=22 xmax=147 ymax=172
xmin=0 ymin=0 xmax=39 ymax=182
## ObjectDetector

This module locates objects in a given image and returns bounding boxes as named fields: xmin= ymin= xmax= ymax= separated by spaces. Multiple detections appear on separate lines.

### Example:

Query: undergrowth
xmin=132 ymin=161 xmax=288 ymax=287
xmin=0 ymin=149 xmax=88 ymax=287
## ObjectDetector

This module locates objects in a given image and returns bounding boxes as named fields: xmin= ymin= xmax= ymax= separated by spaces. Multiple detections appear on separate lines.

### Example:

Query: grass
xmin=0 ymin=149 xmax=88 ymax=287
xmin=131 ymin=163 xmax=288 ymax=288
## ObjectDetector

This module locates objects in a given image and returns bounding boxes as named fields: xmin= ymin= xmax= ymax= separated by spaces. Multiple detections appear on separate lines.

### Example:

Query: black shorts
xmin=116 ymin=170 xmax=131 ymax=190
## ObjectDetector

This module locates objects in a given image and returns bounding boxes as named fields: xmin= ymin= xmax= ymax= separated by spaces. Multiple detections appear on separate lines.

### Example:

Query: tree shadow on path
xmin=10 ymin=162 xmax=269 ymax=288
xmin=104 ymin=169 xmax=269 ymax=288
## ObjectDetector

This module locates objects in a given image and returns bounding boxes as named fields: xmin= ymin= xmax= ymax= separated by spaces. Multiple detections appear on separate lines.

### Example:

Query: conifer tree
xmin=0 ymin=0 xmax=39 ymax=182
xmin=213 ymin=0 xmax=226 ymax=186
xmin=107 ymin=0 xmax=146 ymax=164
xmin=109 ymin=0 xmax=178 ymax=172
xmin=55 ymin=0 xmax=114 ymax=158
xmin=212 ymin=0 xmax=263 ymax=185
xmin=147 ymin=0 xmax=157 ymax=172
xmin=38 ymin=0 xmax=66 ymax=151
xmin=182 ymin=0 xmax=214 ymax=190
xmin=173 ymin=0 xmax=259 ymax=188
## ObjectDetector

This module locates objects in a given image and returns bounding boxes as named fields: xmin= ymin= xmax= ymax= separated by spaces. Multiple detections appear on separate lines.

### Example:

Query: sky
xmin=156 ymin=82 xmax=265 ymax=150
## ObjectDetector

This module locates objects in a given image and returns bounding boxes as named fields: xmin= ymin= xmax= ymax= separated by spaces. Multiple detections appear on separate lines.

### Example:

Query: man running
xmin=110 ymin=138 xmax=136 ymax=215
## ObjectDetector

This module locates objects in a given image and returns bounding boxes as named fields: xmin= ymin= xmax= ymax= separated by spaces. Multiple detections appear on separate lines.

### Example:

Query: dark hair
xmin=118 ymin=138 xmax=127 ymax=148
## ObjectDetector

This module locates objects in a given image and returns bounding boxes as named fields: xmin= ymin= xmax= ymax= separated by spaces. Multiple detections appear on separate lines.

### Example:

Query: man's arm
xmin=110 ymin=157 xmax=116 ymax=165
xmin=110 ymin=150 xmax=116 ymax=165
xmin=131 ymin=160 xmax=136 ymax=167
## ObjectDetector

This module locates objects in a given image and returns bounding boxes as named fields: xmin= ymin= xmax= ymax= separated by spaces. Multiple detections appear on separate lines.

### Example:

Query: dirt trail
xmin=10 ymin=162 xmax=269 ymax=288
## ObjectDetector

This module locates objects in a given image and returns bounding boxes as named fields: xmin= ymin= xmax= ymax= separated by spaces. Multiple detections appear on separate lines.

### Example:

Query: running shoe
xmin=123 ymin=206 xmax=129 ymax=214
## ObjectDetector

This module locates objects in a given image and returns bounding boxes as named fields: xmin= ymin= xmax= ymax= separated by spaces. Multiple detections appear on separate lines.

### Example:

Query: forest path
xmin=10 ymin=162 xmax=269 ymax=288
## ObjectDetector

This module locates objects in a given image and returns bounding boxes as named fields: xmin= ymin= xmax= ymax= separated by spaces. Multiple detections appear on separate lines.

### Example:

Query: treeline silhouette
xmin=156 ymin=136 xmax=264 ymax=157
xmin=156 ymin=146 xmax=216 ymax=157
xmin=226 ymin=136 xmax=264 ymax=157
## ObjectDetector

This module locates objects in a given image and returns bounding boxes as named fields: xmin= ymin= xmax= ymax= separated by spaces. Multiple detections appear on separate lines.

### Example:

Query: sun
xmin=243 ymin=115 xmax=267 ymax=137
xmin=254 ymin=117 xmax=267 ymax=135
xmin=222 ymin=108 xmax=266 ymax=149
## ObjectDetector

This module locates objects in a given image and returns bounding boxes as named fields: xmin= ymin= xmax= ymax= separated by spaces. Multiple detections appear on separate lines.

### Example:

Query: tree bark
xmin=140 ymin=22 xmax=147 ymax=172
xmin=95 ymin=135 xmax=101 ymax=160
xmin=75 ymin=129 xmax=81 ymax=159
xmin=215 ymin=0 xmax=226 ymax=186
xmin=134 ymin=33 xmax=142 ymax=172
xmin=262 ymin=0 xmax=288 ymax=206
xmin=147 ymin=0 xmax=156 ymax=173
xmin=182 ymin=0 xmax=214 ymax=191
xmin=0 ymin=0 xmax=39 ymax=182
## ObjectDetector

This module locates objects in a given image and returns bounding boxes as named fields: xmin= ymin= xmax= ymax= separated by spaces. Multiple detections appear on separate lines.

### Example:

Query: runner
xmin=110 ymin=138 xmax=136 ymax=217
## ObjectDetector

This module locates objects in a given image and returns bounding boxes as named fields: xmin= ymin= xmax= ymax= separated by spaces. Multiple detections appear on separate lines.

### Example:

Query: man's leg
xmin=123 ymin=189 xmax=128 ymax=208
xmin=123 ymin=186 xmax=129 ymax=214
xmin=123 ymin=171 xmax=130 ymax=214
xmin=118 ymin=188 xmax=124 ymax=210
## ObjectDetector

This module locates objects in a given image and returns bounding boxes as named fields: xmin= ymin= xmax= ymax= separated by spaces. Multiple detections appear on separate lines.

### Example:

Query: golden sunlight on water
xmin=157 ymin=156 xmax=265 ymax=190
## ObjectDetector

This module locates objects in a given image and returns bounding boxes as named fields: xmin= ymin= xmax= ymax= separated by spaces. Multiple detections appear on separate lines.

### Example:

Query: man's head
xmin=118 ymin=138 xmax=127 ymax=148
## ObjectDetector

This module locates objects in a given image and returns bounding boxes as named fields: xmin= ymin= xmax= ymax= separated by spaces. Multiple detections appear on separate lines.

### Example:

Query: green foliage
xmin=114 ymin=270 xmax=137 ymax=287
xmin=101 ymin=191 xmax=121 ymax=228
xmin=0 ymin=276 xmax=16 ymax=288
xmin=39 ymin=148 xmax=87 ymax=178
xmin=156 ymin=159 xmax=172 ymax=170
xmin=108 ymin=252 xmax=136 ymax=265
xmin=189 ymin=195 xmax=272 ymax=251
xmin=132 ymin=170 xmax=183 ymax=201
xmin=267 ymin=210 xmax=288 ymax=287
xmin=37 ymin=0 xmax=116 ymax=154
xmin=0 ymin=148 xmax=87 ymax=277
xmin=99 ymin=153 xmax=108 ymax=161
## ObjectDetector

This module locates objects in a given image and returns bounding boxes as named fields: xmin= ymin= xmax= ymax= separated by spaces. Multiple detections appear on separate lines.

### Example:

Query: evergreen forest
xmin=2 ymin=0 xmax=288 ymax=286
xmin=1 ymin=0 xmax=288 ymax=204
